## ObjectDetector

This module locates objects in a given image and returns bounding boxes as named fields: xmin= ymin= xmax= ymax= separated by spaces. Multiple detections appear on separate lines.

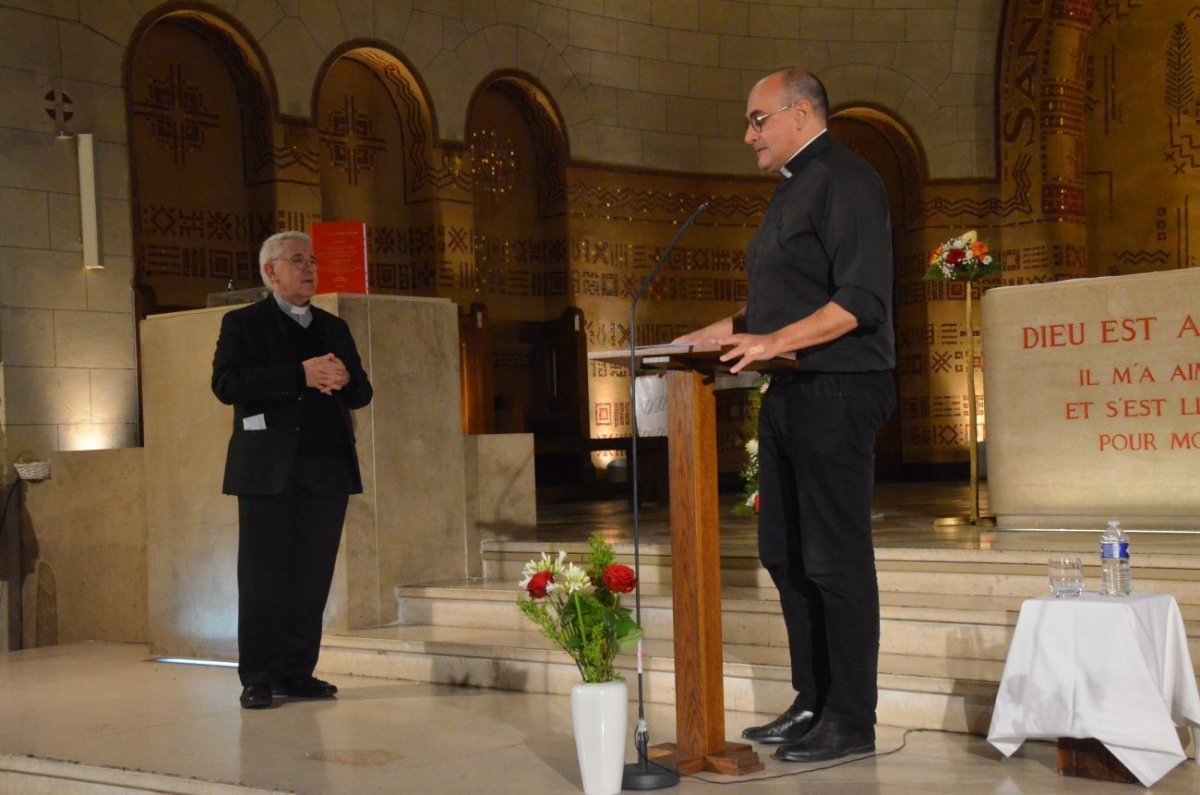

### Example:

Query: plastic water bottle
xmin=1099 ymin=519 xmax=1131 ymax=596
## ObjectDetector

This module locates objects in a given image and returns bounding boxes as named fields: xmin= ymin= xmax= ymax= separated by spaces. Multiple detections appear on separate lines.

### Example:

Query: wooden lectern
xmin=589 ymin=344 xmax=793 ymax=776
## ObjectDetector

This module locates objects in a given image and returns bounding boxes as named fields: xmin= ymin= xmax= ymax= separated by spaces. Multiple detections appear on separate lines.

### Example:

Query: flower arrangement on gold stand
xmin=517 ymin=534 xmax=642 ymax=683
xmin=923 ymin=230 xmax=998 ymax=527
xmin=517 ymin=534 xmax=643 ymax=795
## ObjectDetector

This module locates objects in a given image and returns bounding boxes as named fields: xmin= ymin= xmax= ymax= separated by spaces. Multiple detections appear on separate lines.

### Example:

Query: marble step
xmin=317 ymin=624 xmax=1004 ymax=733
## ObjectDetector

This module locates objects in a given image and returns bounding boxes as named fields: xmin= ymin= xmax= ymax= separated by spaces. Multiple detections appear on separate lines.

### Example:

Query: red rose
xmin=945 ymin=248 xmax=966 ymax=265
xmin=602 ymin=564 xmax=637 ymax=594
xmin=526 ymin=570 xmax=553 ymax=599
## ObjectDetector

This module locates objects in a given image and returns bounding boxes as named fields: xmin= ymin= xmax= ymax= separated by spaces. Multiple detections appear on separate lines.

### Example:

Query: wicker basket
xmin=13 ymin=460 xmax=50 ymax=481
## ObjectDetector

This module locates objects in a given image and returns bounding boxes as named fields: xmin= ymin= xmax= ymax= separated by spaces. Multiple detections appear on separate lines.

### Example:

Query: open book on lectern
xmin=587 ymin=343 xmax=797 ymax=374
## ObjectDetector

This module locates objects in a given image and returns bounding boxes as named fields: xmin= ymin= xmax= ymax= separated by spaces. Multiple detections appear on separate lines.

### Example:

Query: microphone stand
xmin=622 ymin=201 xmax=708 ymax=791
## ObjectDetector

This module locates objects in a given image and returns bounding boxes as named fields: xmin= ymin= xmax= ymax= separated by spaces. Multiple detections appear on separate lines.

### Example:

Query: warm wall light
xmin=77 ymin=133 xmax=102 ymax=269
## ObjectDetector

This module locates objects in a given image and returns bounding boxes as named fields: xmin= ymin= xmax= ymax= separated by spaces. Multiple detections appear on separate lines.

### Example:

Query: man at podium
xmin=674 ymin=68 xmax=895 ymax=763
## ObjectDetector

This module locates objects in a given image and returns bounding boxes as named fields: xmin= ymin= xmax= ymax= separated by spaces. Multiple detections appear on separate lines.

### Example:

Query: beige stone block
xmin=99 ymin=198 xmax=131 ymax=258
xmin=4 ymin=423 xmax=58 ymax=460
xmin=234 ymin=0 xmax=286 ymax=41
xmin=0 ymin=6 xmax=60 ymax=73
xmin=89 ymin=368 xmax=138 ymax=423
xmin=0 ymin=246 xmax=88 ymax=310
xmin=22 ymin=448 xmax=148 ymax=643
xmin=403 ymin=10 xmax=445 ymax=69
xmin=483 ymin=22 xmax=517 ymax=68
xmin=720 ymin=34 xmax=777 ymax=72
xmin=897 ymin=84 xmax=941 ymax=129
xmin=335 ymin=0 xmax=375 ymax=40
xmin=5 ymin=366 xmax=90 ymax=424
xmin=826 ymin=64 xmax=880 ymax=107
xmin=54 ymin=310 xmax=135 ymax=368
xmin=906 ymin=9 xmax=956 ymax=43
xmin=96 ymin=140 xmax=131 ymax=201
xmin=457 ymin=29 xmax=498 ymax=82
xmin=664 ymin=29 xmax=716 ymax=70
xmin=666 ymin=95 xmax=720 ymax=137
xmin=617 ymin=89 xmax=666 ymax=132
xmin=590 ymin=50 xmax=640 ymax=91
xmin=799 ymin=7 xmax=852 ymax=42
xmin=539 ymin=49 xmax=578 ymax=97
xmin=605 ymin=0 xmax=650 ymax=23
xmin=618 ymin=20 xmax=667 ymax=59
xmin=717 ymin=99 xmax=751 ymax=139
xmin=568 ymin=120 xmax=598 ymax=159
xmin=85 ymin=254 xmax=134 ymax=313
xmin=1 ymin=0 xmax=78 ymax=16
xmin=828 ymin=42 xmax=896 ymax=70
xmin=0 ymin=129 xmax=79 ymax=193
xmin=58 ymin=422 xmax=138 ymax=450
xmin=0 ymin=188 xmax=49 ymax=248
xmin=875 ymin=68 xmax=914 ymax=110
xmin=0 ymin=68 xmax=41 ymax=133
xmin=46 ymin=192 xmax=81 ymax=254
xmin=934 ymin=73 xmax=993 ymax=108
xmin=443 ymin=17 xmax=468 ymax=50
xmin=66 ymin=80 xmax=127 ymax=144
xmin=641 ymin=130 xmax=699 ymax=172
xmin=556 ymin=81 xmax=592 ymax=132
xmin=422 ymin=51 xmax=471 ymax=139
xmin=772 ymin=40 xmax=830 ymax=74
xmin=952 ymin=29 xmax=996 ymax=75
xmin=698 ymin=0 xmax=746 ymax=36
xmin=592 ymin=124 xmax=642 ymax=164
xmin=374 ymin=0 xmax=414 ymax=44
xmin=973 ymin=138 xmax=997 ymax=180
xmin=585 ymin=83 xmax=620 ymax=126
xmin=300 ymin=0 xmax=349 ymax=50
xmin=748 ymin=4 xmax=798 ymax=39
xmin=78 ymin=2 xmax=139 ymax=61
xmin=0 ymin=308 xmax=55 ymax=366
xmin=700 ymin=137 xmax=754 ymax=175
xmin=59 ymin=19 xmax=122 ymax=86
xmin=515 ymin=27 xmax=550 ymax=76
xmin=853 ymin=8 xmax=906 ymax=42
xmin=463 ymin=433 xmax=536 ymax=577
xmin=568 ymin=9 xmax=618 ymax=50
xmin=985 ymin=269 xmax=1200 ymax=525
xmin=494 ymin=0 xmax=539 ymax=28
xmin=927 ymin=141 xmax=973 ymax=180
xmin=562 ymin=45 xmax=592 ymax=88
xmin=958 ymin=0 xmax=1003 ymax=32
xmin=534 ymin=4 xmax=569 ymax=49
xmin=651 ymin=0 xmax=696 ymax=28
xmin=260 ymin=17 xmax=324 ymax=117
xmin=688 ymin=64 xmax=740 ymax=101
xmin=893 ymin=41 xmax=954 ymax=94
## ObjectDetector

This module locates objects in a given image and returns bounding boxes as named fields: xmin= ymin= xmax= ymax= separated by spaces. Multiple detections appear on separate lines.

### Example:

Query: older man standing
xmin=212 ymin=230 xmax=373 ymax=709
xmin=675 ymin=69 xmax=895 ymax=762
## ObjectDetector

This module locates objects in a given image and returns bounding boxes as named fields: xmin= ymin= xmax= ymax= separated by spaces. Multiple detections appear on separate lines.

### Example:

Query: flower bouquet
xmin=923 ymin=230 xmax=998 ymax=282
xmin=517 ymin=534 xmax=642 ymax=683
xmin=733 ymin=375 xmax=769 ymax=516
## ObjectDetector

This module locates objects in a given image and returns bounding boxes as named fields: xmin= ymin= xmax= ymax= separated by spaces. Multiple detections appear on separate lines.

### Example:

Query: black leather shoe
xmin=773 ymin=717 xmax=875 ymax=762
xmin=272 ymin=676 xmax=338 ymax=699
xmin=240 ymin=683 xmax=273 ymax=709
xmin=741 ymin=702 xmax=817 ymax=744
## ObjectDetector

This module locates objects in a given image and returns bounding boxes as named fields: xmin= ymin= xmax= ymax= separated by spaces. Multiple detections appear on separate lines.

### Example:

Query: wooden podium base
xmin=1056 ymin=737 xmax=1137 ymax=784
xmin=648 ymin=741 xmax=764 ymax=776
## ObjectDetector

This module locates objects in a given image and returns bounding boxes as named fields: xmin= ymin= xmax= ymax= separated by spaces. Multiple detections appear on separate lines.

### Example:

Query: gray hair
xmin=258 ymin=230 xmax=311 ymax=286
xmin=779 ymin=69 xmax=829 ymax=121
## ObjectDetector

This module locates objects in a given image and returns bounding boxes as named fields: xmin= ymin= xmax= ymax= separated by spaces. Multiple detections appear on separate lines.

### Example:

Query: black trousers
xmin=236 ymin=455 xmax=350 ymax=687
xmin=756 ymin=370 xmax=895 ymax=726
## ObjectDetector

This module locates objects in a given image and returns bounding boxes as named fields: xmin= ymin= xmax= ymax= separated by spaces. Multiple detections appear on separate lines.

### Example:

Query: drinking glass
xmin=1048 ymin=556 xmax=1083 ymax=598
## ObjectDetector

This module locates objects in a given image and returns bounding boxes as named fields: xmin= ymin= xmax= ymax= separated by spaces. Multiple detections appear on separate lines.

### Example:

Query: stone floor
xmin=3 ymin=481 xmax=1198 ymax=794
xmin=3 ymin=641 xmax=1199 ymax=794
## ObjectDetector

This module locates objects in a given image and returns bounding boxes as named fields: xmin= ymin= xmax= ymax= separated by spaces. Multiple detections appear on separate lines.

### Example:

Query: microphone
xmin=623 ymin=200 xmax=708 ymax=791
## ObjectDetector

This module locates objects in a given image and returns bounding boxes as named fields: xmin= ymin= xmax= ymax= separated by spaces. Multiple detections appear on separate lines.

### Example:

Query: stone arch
xmin=125 ymin=5 xmax=277 ymax=312
xmin=829 ymin=104 xmax=926 ymax=478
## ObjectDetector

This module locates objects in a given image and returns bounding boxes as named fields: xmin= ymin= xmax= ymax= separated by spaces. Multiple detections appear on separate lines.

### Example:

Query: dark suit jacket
xmin=212 ymin=297 xmax=373 ymax=496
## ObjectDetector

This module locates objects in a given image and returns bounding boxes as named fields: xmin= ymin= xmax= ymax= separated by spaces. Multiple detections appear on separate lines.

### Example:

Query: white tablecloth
xmin=988 ymin=593 xmax=1200 ymax=787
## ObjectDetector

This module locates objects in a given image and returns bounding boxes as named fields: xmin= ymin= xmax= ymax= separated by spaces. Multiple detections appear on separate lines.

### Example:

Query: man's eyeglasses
xmin=275 ymin=255 xmax=318 ymax=271
xmin=747 ymin=102 xmax=796 ymax=133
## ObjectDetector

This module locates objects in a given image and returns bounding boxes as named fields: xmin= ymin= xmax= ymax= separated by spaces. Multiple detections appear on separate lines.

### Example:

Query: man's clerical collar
xmin=779 ymin=128 xmax=828 ymax=179
xmin=272 ymin=293 xmax=312 ymax=327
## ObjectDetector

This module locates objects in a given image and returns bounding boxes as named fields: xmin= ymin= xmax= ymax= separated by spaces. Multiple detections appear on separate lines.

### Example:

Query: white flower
xmin=519 ymin=550 xmax=567 ymax=589
xmin=745 ymin=438 xmax=758 ymax=457
xmin=745 ymin=491 xmax=758 ymax=507
xmin=559 ymin=563 xmax=591 ymax=594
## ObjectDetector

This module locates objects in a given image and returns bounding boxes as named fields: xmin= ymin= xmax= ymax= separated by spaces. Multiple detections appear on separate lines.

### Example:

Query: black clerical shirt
xmin=744 ymin=132 xmax=895 ymax=373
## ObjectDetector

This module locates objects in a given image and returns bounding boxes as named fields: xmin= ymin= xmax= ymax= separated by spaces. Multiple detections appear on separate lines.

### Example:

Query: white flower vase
xmin=570 ymin=680 xmax=627 ymax=795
